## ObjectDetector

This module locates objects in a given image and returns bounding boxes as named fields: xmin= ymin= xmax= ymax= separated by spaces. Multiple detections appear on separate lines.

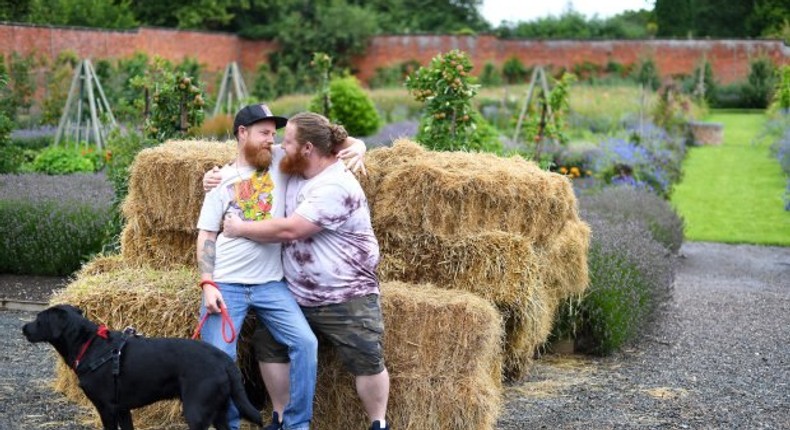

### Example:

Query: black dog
xmin=22 ymin=304 xmax=263 ymax=430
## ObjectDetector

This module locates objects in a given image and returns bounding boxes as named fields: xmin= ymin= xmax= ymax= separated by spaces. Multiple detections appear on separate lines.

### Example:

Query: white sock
xmin=375 ymin=419 xmax=387 ymax=428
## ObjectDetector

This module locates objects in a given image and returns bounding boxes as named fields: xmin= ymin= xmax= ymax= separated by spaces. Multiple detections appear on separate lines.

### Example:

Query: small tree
xmin=131 ymin=57 xmax=206 ymax=142
xmin=41 ymin=50 xmax=79 ymax=125
xmin=406 ymin=49 xmax=501 ymax=152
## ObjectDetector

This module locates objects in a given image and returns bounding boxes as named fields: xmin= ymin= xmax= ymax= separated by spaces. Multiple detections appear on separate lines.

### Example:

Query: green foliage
xmin=269 ymin=2 xmax=378 ymax=78
xmin=309 ymin=75 xmax=381 ymax=137
xmin=654 ymin=0 xmax=695 ymax=37
xmin=406 ymin=49 xmax=501 ymax=152
xmin=772 ymin=65 xmax=790 ymax=112
xmin=8 ymin=52 xmax=37 ymax=121
xmin=28 ymin=0 xmax=137 ymax=29
xmin=479 ymin=62 xmax=503 ymax=87
xmin=742 ymin=57 xmax=777 ymax=109
xmin=652 ymin=82 xmax=694 ymax=135
xmin=518 ymin=72 xmax=576 ymax=157
xmin=495 ymin=8 xmax=654 ymax=39
xmin=502 ymin=57 xmax=528 ymax=85
xmin=634 ymin=58 xmax=661 ymax=91
xmin=131 ymin=57 xmax=206 ymax=141
xmin=41 ymin=50 xmax=79 ymax=126
xmin=130 ymin=0 xmax=235 ymax=29
xmin=31 ymin=146 xmax=97 ymax=174
xmin=252 ymin=62 xmax=276 ymax=102
xmin=311 ymin=52 xmax=333 ymax=118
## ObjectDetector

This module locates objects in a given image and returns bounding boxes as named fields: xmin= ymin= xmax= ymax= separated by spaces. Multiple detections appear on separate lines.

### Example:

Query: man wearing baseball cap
xmin=196 ymin=104 xmax=367 ymax=430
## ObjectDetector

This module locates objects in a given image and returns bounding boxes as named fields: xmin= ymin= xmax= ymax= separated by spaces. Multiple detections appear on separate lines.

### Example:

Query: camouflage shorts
xmin=252 ymin=294 xmax=385 ymax=376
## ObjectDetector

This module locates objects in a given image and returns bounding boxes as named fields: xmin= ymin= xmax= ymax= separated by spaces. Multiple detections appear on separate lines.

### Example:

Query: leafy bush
xmin=580 ymin=186 xmax=685 ymax=253
xmin=0 ymin=173 xmax=114 ymax=275
xmin=309 ymin=75 xmax=381 ymax=137
xmin=557 ymin=216 xmax=675 ymax=355
xmin=31 ymin=146 xmax=98 ymax=174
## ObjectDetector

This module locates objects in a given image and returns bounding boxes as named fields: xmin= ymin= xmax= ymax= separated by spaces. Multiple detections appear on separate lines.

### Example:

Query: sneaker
xmin=369 ymin=420 xmax=390 ymax=430
xmin=263 ymin=411 xmax=283 ymax=430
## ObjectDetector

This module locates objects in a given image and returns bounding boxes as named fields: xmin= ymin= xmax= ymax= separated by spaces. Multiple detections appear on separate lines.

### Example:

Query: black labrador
xmin=22 ymin=304 xmax=262 ymax=430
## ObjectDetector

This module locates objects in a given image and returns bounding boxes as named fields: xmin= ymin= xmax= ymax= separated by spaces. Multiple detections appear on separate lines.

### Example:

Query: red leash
xmin=192 ymin=280 xmax=236 ymax=343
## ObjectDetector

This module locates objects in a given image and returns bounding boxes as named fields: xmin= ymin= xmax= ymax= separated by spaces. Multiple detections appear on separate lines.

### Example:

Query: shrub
xmin=0 ymin=173 xmax=114 ymax=275
xmin=31 ymin=146 xmax=97 ymax=174
xmin=742 ymin=57 xmax=777 ymax=109
xmin=309 ymin=75 xmax=381 ymax=137
xmin=580 ymin=186 xmax=685 ymax=253
xmin=479 ymin=62 xmax=503 ymax=87
xmin=557 ymin=216 xmax=675 ymax=355
xmin=633 ymin=58 xmax=660 ymax=91
xmin=252 ymin=62 xmax=277 ymax=102
xmin=502 ymin=56 xmax=528 ymax=85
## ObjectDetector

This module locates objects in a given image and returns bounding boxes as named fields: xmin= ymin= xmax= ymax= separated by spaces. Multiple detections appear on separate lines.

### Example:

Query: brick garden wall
xmin=1 ymin=22 xmax=788 ymax=87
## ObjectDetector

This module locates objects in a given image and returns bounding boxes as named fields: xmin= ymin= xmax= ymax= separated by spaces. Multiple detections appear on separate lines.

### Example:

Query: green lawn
xmin=671 ymin=111 xmax=790 ymax=246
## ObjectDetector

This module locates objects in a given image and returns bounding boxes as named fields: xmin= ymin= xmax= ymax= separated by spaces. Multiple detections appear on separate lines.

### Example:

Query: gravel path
xmin=1 ymin=242 xmax=788 ymax=429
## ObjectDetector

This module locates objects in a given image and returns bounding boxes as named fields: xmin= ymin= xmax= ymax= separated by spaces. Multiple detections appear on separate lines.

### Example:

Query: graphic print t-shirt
xmin=282 ymin=160 xmax=380 ymax=306
xmin=196 ymin=147 xmax=286 ymax=284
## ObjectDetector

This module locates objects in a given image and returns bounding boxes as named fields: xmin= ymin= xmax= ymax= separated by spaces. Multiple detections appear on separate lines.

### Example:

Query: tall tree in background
xmin=130 ymin=0 xmax=241 ymax=29
xmin=694 ymin=0 xmax=755 ymax=37
xmin=27 ymin=0 xmax=137 ymax=29
xmin=655 ymin=0 xmax=695 ymax=37
xmin=0 ymin=0 xmax=32 ymax=22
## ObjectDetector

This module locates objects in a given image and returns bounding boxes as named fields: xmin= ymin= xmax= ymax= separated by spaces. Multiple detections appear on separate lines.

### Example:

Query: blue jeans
xmin=200 ymin=280 xmax=317 ymax=430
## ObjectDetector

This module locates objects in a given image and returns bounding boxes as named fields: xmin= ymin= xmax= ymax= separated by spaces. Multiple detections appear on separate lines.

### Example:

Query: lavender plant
xmin=555 ymin=216 xmax=675 ymax=355
xmin=580 ymin=186 xmax=685 ymax=253
xmin=0 ymin=173 xmax=114 ymax=275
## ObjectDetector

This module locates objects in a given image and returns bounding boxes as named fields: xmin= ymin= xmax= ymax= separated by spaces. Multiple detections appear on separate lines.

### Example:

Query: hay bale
xmin=76 ymin=254 xmax=126 ymax=277
xmin=364 ymin=140 xmax=577 ymax=244
xmin=122 ymin=139 xmax=236 ymax=233
xmin=120 ymin=221 xmax=197 ymax=268
xmin=51 ymin=270 xmax=503 ymax=430
xmin=540 ymin=219 xmax=591 ymax=299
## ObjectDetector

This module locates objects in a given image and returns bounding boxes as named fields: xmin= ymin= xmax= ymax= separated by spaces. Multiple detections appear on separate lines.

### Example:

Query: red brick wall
xmin=1 ymin=23 xmax=787 ymax=86
xmin=0 ymin=24 xmax=277 ymax=73
xmin=353 ymin=35 xmax=790 ymax=84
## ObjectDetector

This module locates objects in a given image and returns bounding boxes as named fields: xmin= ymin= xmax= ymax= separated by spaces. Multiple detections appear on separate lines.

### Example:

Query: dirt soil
xmin=1 ymin=241 xmax=788 ymax=429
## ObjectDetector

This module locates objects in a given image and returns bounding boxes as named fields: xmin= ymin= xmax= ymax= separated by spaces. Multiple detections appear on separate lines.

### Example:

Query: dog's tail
xmin=227 ymin=362 xmax=264 ymax=427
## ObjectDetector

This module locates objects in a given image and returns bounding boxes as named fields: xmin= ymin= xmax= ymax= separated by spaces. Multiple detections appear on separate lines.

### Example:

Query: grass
xmin=671 ymin=111 xmax=790 ymax=246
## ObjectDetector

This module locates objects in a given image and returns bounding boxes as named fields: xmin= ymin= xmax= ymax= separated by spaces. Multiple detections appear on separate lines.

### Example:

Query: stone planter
xmin=687 ymin=121 xmax=724 ymax=146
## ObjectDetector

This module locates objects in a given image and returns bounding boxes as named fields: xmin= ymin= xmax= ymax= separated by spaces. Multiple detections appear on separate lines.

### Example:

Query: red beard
xmin=279 ymin=150 xmax=310 ymax=176
xmin=244 ymin=141 xmax=272 ymax=170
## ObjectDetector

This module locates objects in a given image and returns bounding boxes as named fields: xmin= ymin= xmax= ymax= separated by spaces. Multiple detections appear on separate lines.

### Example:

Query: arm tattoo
xmin=199 ymin=239 xmax=216 ymax=274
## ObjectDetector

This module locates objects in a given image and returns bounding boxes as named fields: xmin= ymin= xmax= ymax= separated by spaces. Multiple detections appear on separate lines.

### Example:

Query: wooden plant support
xmin=54 ymin=59 xmax=117 ymax=150
xmin=213 ymin=62 xmax=249 ymax=117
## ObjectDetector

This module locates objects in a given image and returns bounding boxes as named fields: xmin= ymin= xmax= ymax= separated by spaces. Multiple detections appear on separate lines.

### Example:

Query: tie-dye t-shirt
xmin=196 ymin=147 xmax=287 ymax=284
xmin=283 ymin=160 xmax=380 ymax=306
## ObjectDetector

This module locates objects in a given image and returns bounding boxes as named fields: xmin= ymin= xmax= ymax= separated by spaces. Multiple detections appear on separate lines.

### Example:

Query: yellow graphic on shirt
xmin=228 ymin=170 xmax=274 ymax=221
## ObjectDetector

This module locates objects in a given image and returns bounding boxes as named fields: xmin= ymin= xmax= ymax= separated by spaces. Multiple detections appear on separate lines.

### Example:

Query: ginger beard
xmin=243 ymin=139 xmax=272 ymax=170
xmin=279 ymin=144 xmax=310 ymax=176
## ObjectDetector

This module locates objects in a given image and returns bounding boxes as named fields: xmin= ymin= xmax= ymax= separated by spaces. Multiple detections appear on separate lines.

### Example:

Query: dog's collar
xmin=73 ymin=325 xmax=109 ymax=370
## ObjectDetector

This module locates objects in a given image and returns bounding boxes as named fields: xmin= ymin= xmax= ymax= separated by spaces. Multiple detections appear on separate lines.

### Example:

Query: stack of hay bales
xmin=360 ymin=140 xmax=590 ymax=379
xmin=53 ymin=139 xmax=505 ymax=430
xmin=120 ymin=140 xmax=235 ymax=268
